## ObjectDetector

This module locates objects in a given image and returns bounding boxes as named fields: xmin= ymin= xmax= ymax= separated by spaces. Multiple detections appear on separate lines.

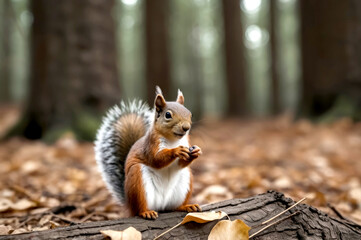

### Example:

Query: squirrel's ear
xmin=155 ymin=86 xmax=163 ymax=96
xmin=155 ymin=94 xmax=166 ymax=113
xmin=176 ymin=89 xmax=184 ymax=105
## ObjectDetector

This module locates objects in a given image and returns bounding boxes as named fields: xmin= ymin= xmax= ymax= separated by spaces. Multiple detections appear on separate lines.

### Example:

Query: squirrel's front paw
xmin=174 ymin=146 xmax=191 ymax=161
xmin=139 ymin=210 xmax=158 ymax=220
xmin=189 ymin=145 xmax=202 ymax=160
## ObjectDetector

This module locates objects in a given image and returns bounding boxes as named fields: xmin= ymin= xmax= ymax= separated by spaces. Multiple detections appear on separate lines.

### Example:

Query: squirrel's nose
xmin=182 ymin=123 xmax=190 ymax=132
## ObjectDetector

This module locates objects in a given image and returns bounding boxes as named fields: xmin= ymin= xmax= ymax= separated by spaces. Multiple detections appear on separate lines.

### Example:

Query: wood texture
xmin=1 ymin=191 xmax=360 ymax=239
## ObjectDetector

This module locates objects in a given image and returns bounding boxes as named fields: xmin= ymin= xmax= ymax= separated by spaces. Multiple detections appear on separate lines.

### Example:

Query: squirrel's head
xmin=153 ymin=86 xmax=192 ymax=141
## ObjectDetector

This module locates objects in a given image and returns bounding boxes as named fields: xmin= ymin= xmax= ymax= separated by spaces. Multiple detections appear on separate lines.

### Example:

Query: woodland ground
xmin=0 ymin=105 xmax=361 ymax=235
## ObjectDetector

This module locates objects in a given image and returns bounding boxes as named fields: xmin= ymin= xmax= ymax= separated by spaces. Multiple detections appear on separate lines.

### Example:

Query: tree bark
xmin=2 ymin=191 xmax=360 ymax=239
xmin=222 ymin=0 xmax=247 ymax=117
xmin=145 ymin=0 xmax=171 ymax=104
xmin=270 ymin=0 xmax=280 ymax=115
xmin=300 ymin=0 xmax=361 ymax=118
xmin=9 ymin=0 xmax=120 ymax=140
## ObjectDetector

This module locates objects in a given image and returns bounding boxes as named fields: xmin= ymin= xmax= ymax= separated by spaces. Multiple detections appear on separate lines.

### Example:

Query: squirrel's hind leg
xmin=125 ymin=161 xmax=159 ymax=219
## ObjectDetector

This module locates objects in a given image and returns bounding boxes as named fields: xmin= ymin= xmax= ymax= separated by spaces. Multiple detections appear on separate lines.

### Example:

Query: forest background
xmin=0 ymin=0 xmax=361 ymax=235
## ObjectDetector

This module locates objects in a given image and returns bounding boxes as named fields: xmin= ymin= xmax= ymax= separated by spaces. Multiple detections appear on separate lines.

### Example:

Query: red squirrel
xmin=95 ymin=86 xmax=202 ymax=219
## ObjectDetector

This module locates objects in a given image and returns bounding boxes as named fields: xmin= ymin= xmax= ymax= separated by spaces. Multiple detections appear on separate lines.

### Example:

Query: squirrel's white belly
xmin=141 ymin=161 xmax=190 ymax=211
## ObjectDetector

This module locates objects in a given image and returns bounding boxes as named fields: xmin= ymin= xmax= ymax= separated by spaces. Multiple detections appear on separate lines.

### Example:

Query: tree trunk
xmin=2 ymin=191 xmax=360 ymax=239
xmin=300 ymin=0 xmax=361 ymax=118
xmin=145 ymin=0 xmax=171 ymax=104
xmin=0 ymin=0 xmax=12 ymax=102
xmin=270 ymin=0 xmax=280 ymax=115
xmin=221 ymin=0 xmax=247 ymax=117
xmin=9 ymin=0 xmax=120 ymax=140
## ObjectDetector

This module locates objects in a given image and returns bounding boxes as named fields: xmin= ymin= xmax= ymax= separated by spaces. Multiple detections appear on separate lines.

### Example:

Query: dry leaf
xmin=0 ymin=199 xmax=12 ymax=212
xmin=208 ymin=219 xmax=250 ymax=240
xmin=11 ymin=199 xmax=37 ymax=211
xmin=39 ymin=215 xmax=52 ymax=226
xmin=154 ymin=211 xmax=228 ymax=239
xmin=12 ymin=228 xmax=27 ymax=234
xmin=0 ymin=198 xmax=36 ymax=212
xmin=100 ymin=227 xmax=141 ymax=240
xmin=180 ymin=211 xmax=228 ymax=224
xmin=0 ymin=225 xmax=12 ymax=235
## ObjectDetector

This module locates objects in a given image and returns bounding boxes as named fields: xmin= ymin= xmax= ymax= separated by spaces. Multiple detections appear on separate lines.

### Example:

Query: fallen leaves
xmin=0 ymin=107 xmax=361 ymax=234
xmin=155 ymin=196 xmax=304 ymax=239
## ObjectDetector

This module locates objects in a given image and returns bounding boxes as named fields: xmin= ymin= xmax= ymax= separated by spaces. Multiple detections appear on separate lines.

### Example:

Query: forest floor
xmin=0 ymin=106 xmax=361 ymax=235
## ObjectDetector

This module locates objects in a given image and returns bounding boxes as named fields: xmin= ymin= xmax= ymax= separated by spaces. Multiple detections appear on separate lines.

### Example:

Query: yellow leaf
xmin=100 ymin=227 xmax=141 ymax=240
xmin=0 ymin=199 xmax=12 ymax=212
xmin=154 ymin=211 xmax=228 ymax=240
xmin=0 ymin=225 xmax=12 ymax=235
xmin=180 ymin=211 xmax=228 ymax=224
xmin=208 ymin=219 xmax=250 ymax=240
xmin=0 ymin=198 xmax=36 ymax=212
xmin=11 ymin=199 xmax=36 ymax=210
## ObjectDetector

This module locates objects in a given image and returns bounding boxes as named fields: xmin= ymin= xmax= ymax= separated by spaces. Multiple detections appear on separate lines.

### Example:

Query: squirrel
xmin=95 ymin=86 xmax=202 ymax=219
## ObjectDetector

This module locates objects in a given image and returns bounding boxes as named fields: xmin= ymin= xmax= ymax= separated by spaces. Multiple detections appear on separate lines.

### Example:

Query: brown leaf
xmin=100 ymin=227 xmax=141 ymax=240
xmin=208 ymin=219 xmax=250 ymax=240
xmin=11 ymin=199 xmax=37 ymax=211
xmin=0 ymin=225 xmax=12 ymax=235
xmin=180 ymin=211 xmax=228 ymax=224
xmin=0 ymin=199 xmax=12 ymax=212
xmin=11 ymin=228 xmax=27 ymax=234
xmin=154 ymin=211 xmax=228 ymax=240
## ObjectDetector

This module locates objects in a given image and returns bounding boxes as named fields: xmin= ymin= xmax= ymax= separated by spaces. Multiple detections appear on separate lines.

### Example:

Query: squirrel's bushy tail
xmin=94 ymin=100 xmax=153 ymax=203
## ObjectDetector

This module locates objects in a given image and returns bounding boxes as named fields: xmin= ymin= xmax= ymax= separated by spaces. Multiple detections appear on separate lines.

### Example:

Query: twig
xmin=153 ymin=222 xmax=182 ymax=240
xmin=79 ymin=212 xmax=96 ymax=223
xmin=50 ymin=213 xmax=79 ymax=225
xmin=327 ymin=203 xmax=347 ymax=221
xmin=262 ymin=197 xmax=306 ymax=225
xmin=250 ymin=211 xmax=300 ymax=238
xmin=17 ymin=216 xmax=39 ymax=228
xmin=11 ymin=185 xmax=41 ymax=204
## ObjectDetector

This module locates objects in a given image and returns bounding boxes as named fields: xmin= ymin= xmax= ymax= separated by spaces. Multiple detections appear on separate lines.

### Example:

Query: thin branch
xmin=153 ymin=221 xmax=182 ymax=240
xmin=327 ymin=203 xmax=348 ymax=221
xmin=250 ymin=211 xmax=301 ymax=239
xmin=262 ymin=197 xmax=306 ymax=225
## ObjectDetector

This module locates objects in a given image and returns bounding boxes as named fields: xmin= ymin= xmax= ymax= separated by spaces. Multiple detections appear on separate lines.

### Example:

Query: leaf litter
xmin=0 ymin=107 xmax=361 ymax=235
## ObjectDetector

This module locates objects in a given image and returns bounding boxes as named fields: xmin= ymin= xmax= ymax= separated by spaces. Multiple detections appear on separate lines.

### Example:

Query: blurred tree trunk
xmin=300 ymin=0 xmax=361 ymax=119
xmin=145 ymin=0 xmax=171 ymax=104
xmin=188 ymin=27 xmax=203 ymax=120
xmin=9 ymin=0 xmax=120 ymax=140
xmin=221 ymin=0 xmax=247 ymax=117
xmin=0 ymin=0 xmax=11 ymax=102
xmin=270 ymin=0 xmax=280 ymax=115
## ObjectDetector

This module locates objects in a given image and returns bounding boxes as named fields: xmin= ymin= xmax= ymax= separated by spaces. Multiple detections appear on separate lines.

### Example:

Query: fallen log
xmin=1 ymin=191 xmax=360 ymax=239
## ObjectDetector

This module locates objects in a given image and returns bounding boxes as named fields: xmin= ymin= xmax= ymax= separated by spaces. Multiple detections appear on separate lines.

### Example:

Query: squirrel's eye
xmin=165 ymin=111 xmax=172 ymax=119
